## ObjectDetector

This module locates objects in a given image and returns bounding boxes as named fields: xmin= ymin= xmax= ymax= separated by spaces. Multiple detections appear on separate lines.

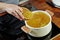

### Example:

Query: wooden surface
xmin=29 ymin=0 xmax=60 ymax=28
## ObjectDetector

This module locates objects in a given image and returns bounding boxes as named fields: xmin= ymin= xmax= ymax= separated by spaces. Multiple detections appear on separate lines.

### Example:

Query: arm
xmin=0 ymin=2 xmax=24 ymax=20
xmin=0 ymin=2 xmax=7 ymax=10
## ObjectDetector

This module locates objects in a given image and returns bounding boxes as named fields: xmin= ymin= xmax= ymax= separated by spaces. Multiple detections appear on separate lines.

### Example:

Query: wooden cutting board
xmin=50 ymin=33 xmax=60 ymax=40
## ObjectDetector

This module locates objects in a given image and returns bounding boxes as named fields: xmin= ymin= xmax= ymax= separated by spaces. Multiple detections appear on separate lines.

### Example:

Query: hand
xmin=3 ymin=4 xmax=24 ymax=20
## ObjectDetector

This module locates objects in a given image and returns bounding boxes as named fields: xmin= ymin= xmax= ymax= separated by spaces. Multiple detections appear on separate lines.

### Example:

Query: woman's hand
xmin=3 ymin=4 xmax=24 ymax=20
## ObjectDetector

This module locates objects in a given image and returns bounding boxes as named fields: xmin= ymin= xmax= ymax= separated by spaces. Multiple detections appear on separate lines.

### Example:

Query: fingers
xmin=15 ymin=9 xmax=24 ymax=20
xmin=12 ymin=10 xmax=24 ymax=20
xmin=12 ymin=11 xmax=21 ymax=20
xmin=4 ymin=4 xmax=24 ymax=20
xmin=18 ymin=7 xmax=23 ymax=13
xmin=5 ymin=8 xmax=24 ymax=20
xmin=5 ymin=8 xmax=21 ymax=20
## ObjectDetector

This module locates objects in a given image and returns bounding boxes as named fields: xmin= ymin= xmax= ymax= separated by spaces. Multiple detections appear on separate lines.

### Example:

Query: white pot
xmin=25 ymin=10 xmax=52 ymax=37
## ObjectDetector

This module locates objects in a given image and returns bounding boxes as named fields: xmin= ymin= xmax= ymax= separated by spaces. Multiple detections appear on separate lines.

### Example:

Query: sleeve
xmin=0 ymin=18 xmax=7 ymax=32
xmin=1 ymin=13 xmax=25 ymax=35
xmin=0 ymin=0 xmax=19 ymax=5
